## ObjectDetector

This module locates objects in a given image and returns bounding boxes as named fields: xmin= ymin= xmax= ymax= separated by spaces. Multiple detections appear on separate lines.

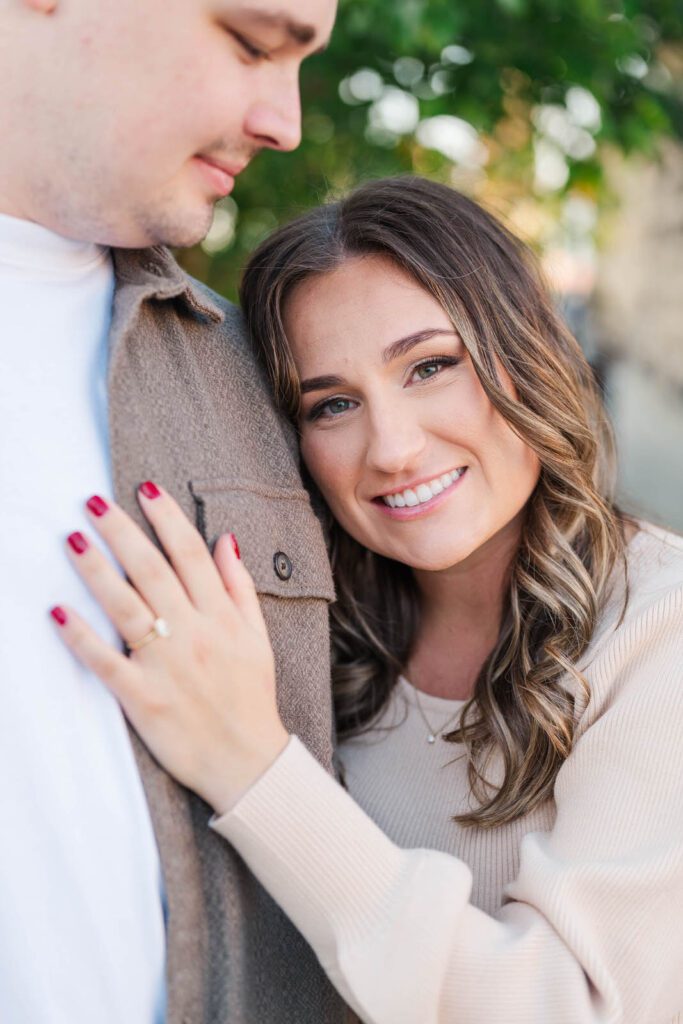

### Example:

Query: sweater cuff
xmin=210 ymin=735 xmax=413 ymax=957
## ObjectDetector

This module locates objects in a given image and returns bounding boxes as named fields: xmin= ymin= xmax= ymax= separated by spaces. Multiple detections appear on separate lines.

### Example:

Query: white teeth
xmin=381 ymin=468 xmax=465 ymax=508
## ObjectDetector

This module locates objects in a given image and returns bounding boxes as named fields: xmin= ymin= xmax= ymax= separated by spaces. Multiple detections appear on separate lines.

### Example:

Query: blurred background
xmin=178 ymin=0 xmax=683 ymax=530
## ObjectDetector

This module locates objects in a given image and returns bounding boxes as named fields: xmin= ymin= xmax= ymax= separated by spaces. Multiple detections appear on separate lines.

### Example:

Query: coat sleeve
xmin=211 ymin=587 xmax=683 ymax=1024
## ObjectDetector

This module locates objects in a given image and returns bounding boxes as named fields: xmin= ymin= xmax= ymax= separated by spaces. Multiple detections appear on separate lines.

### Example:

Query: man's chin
xmin=137 ymin=201 xmax=216 ymax=250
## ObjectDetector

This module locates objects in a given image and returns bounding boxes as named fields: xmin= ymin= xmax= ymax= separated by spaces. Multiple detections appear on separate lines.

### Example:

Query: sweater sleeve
xmin=211 ymin=587 xmax=683 ymax=1024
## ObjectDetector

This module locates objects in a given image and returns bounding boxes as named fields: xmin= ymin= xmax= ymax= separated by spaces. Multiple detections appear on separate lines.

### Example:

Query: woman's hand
xmin=49 ymin=483 xmax=289 ymax=816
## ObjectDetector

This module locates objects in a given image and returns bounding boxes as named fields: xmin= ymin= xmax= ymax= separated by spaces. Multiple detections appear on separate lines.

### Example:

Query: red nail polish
xmin=67 ymin=531 xmax=89 ymax=555
xmin=229 ymin=533 xmax=241 ymax=560
xmin=51 ymin=606 xmax=68 ymax=626
xmin=86 ymin=495 xmax=109 ymax=517
xmin=140 ymin=481 xmax=161 ymax=500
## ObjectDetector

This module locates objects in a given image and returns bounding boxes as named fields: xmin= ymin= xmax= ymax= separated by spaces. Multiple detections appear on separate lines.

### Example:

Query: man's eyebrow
xmin=229 ymin=7 xmax=329 ymax=51
xmin=300 ymin=329 xmax=459 ymax=395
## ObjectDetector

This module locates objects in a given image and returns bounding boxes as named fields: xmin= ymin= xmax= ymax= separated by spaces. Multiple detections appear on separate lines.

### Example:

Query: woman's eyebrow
xmin=300 ymin=329 xmax=459 ymax=395
xmin=381 ymin=328 xmax=458 ymax=364
xmin=300 ymin=373 xmax=346 ymax=395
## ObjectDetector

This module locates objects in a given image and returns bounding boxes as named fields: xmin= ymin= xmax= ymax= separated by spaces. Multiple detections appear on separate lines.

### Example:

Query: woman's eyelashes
xmin=306 ymin=396 xmax=358 ymax=422
xmin=304 ymin=355 xmax=460 ymax=423
xmin=408 ymin=355 xmax=460 ymax=383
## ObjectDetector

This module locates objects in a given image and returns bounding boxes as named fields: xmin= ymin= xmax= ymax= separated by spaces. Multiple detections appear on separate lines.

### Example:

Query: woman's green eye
xmin=411 ymin=356 xmax=459 ymax=383
xmin=327 ymin=399 xmax=352 ymax=415
xmin=307 ymin=397 xmax=355 ymax=422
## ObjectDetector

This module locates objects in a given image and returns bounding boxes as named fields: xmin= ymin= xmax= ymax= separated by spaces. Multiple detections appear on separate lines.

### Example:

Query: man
xmin=0 ymin=1 xmax=343 ymax=1022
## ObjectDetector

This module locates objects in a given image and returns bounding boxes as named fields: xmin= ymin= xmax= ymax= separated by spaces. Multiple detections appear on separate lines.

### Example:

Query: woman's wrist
xmin=203 ymin=723 xmax=291 ymax=817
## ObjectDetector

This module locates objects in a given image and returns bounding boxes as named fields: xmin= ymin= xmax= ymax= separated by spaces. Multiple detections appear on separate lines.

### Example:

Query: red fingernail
xmin=67 ymin=531 xmax=89 ymax=555
xmin=140 ymin=481 xmax=161 ymax=500
xmin=86 ymin=495 xmax=109 ymax=517
xmin=229 ymin=533 xmax=241 ymax=560
xmin=51 ymin=606 xmax=68 ymax=626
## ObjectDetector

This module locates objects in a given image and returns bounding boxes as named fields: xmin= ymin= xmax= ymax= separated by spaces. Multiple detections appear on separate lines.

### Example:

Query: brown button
xmin=273 ymin=551 xmax=293 ymax=580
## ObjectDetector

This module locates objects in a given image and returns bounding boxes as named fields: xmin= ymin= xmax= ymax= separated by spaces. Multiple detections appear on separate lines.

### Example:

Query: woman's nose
xmin=364 ymin=407 xmax=427 ymax=476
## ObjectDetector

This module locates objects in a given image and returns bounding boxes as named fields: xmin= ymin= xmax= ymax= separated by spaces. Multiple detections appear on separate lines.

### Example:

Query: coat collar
xmin=111 ymin=244 xmax=225 ymax=323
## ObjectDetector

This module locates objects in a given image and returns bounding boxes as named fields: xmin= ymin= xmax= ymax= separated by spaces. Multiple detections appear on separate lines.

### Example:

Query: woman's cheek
xmin=488 ymin=414 xmax=541 ymax=510
xmin=303 ymin=430 xmax=360 ymax=521
xmin=301 ymin=432 xmax=341 ymax=500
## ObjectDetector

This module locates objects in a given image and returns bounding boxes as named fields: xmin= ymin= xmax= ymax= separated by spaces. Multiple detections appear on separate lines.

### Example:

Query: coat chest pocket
xmin=189 ymin=480 xmax=335 ymax=602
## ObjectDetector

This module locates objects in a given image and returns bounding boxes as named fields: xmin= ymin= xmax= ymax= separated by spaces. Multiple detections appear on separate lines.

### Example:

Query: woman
xmin=50 ymin=178 xmax=683 ymax=1023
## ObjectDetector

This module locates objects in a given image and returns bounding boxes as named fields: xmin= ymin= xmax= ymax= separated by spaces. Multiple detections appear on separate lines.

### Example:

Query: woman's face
xmin=284 ymin=255 xmax=541 ymax=572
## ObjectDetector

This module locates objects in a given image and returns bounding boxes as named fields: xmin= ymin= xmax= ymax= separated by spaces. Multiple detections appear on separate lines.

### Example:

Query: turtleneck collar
xmin=0 ymin=212 xmax=107 ymax=273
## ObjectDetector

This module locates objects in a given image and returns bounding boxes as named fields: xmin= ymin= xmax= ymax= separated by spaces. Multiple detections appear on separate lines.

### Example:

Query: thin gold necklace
xmin=411 ymin=685 xmax=464 ymax=744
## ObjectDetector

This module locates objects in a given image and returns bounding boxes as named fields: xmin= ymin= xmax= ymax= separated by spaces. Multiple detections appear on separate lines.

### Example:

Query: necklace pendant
xmin=427 ymin=733 xmax=436 ymax=744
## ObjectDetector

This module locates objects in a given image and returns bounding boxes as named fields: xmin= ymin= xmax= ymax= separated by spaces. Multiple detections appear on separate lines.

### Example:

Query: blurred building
xmin=594 ymin=140 xmax=683 ymax=531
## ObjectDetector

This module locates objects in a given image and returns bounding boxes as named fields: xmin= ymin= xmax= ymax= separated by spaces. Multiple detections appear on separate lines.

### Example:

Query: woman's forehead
xmin=285 ymin=256 xmax=450 ymax=360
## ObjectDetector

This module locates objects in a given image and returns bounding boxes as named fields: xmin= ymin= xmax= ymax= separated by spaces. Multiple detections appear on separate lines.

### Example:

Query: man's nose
xmin=365 ymin=406 xmax=427 ymax=476
xmin=244 ymin=73 xmax=302 ymax=152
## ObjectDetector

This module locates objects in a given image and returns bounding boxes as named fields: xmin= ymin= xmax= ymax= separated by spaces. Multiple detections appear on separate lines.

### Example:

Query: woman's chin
xmin=376 ymin=538 xmax=486 ymax=574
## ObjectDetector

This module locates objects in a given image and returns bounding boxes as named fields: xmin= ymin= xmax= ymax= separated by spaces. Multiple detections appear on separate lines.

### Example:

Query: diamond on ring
xmin=127 ymin=616 xmax=172 ymax=652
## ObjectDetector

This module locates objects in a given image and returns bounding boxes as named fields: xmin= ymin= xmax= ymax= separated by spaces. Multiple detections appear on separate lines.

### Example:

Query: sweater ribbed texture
xmin=340 ymin=676 xmax=556 ymax=917
xmin=213 ymin=524 xmax=683 ymax=1023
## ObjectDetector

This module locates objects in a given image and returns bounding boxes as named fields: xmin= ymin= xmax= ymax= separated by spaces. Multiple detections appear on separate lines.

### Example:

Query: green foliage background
xmin=178 ymin=0 xmax=683 ymax=301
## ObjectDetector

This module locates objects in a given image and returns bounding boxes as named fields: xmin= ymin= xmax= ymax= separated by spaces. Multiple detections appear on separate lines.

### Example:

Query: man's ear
xmin=24 ymin=0 xmax=58 ymax=13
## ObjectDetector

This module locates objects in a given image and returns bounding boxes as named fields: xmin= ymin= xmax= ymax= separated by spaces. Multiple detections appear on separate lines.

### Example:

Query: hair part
xmin=240 ymin=175 xmax=629 ymax=828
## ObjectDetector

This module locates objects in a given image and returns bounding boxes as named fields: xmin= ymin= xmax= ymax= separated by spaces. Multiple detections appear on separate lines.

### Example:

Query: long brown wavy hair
xmin=240 ymin=176 xmax=629 ymax=828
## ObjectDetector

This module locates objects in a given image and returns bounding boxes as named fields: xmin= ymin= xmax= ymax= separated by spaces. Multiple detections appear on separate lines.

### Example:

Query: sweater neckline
xmin=398 ymin=675 xmax=468 ymax=712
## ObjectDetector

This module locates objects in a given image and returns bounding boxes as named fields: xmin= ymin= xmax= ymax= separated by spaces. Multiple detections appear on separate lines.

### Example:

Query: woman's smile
xmin=372 ymin=466 xmax=468 ymax=520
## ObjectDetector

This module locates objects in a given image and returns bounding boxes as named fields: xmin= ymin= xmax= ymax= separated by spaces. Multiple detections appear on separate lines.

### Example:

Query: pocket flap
xmin=190 ymin=480 xmax=335 ymax=601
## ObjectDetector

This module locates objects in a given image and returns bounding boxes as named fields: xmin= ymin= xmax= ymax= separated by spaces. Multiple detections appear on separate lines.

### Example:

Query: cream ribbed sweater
xmin=213 ymin=524 xmax=683 ymax=1023
xmin=339 ymin=675 xmax=555 ymax=919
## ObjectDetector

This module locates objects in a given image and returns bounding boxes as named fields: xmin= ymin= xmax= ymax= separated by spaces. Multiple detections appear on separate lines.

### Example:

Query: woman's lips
xmin=373 ymin=467 xmax=468 ymax=520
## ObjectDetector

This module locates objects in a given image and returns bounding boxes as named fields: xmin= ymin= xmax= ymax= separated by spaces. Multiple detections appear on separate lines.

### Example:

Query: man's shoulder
xmin=110 ymin=244 xmax=283 ymax=419
xmin=113 ymin=244 xmax=248 ymax=343
xmin=186 ymin=270 xmax=241 ymax=322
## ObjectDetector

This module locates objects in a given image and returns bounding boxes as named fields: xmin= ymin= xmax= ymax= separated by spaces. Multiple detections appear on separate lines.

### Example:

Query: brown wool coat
xmin=109 ymin=246 xmax=349 ymax=1024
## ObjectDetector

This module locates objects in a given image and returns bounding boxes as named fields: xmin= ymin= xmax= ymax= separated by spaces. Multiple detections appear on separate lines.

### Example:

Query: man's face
xmin=8 ymin=0 xmax=336 ymax=247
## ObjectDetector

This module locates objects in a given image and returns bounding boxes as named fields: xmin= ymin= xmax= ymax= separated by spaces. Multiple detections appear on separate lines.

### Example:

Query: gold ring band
xmin=127 ymin=617 xmax=172 ymax=652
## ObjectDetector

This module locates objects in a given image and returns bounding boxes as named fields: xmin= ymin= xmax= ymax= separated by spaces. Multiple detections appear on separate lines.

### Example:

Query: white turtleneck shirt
xmin=0 ymin=214 xmax=166 ymax=1023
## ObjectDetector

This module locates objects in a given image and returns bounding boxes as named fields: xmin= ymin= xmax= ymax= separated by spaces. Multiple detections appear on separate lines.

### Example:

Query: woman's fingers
xmin=50 ymin=604 xmax=139 ymax=705
xmin=213 ymin=532 xmax=269 ymax=640
xmin=134 ymin=483 xmax=229 ymax=613
xmin=84 ymin=490 xmax=200 ymax=617
xmin=65 ymin=530 xmax=157 ymax=645
xmin=52 ymin=490 xmax=287 ymax=814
